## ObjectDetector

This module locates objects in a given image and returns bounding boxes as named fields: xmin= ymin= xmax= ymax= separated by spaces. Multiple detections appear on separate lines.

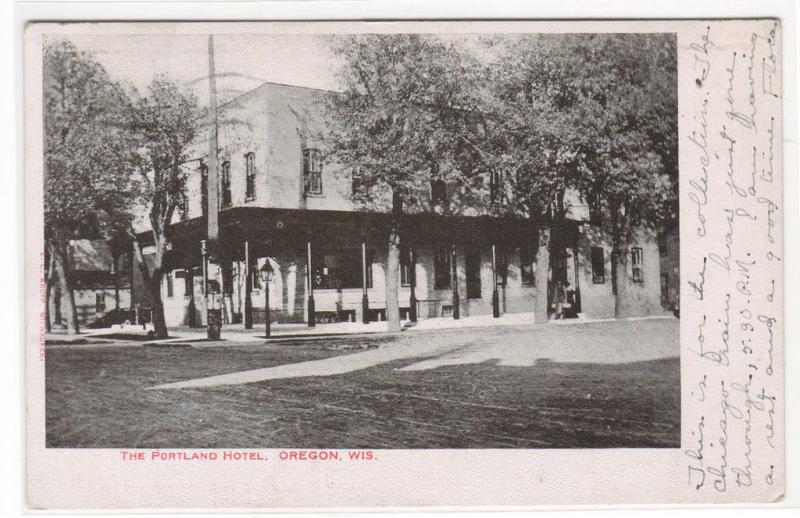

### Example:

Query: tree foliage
xmin=325 ymin=34 xmax=487 ymax=213
xmin=43 ymin=40 xmax=140 ymax=333
xmin=127 ymin=76 xmax=203 ymax=338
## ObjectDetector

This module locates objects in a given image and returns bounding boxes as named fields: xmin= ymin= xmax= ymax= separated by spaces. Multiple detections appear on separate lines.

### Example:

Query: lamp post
xmin=259 ymin=260 xmax=275 ymax=338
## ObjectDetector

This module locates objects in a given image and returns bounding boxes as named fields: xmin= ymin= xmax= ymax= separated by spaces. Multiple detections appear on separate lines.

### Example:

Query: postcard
xmin=23 ymin=19 xmax=784 ymax=509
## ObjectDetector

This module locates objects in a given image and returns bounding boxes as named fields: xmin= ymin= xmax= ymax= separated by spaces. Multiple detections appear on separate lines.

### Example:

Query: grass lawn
xmin=46 ymin=323 xmax=680 ymax=449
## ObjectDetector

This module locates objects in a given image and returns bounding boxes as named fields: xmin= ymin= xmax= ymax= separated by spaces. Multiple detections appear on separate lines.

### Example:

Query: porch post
xmin=409 ymin=247 xmax=418 ymax=323
xmin=492 ymin=244 xmax=500 ymax=318
xmin=244 ymin=240 xmax=253 ymax=329
xmin=201 ymin=239 xmax=208 ymax=327
xmin=451 ymin=243 xmax=460 ymax=320
xmin=306 ymin=241 xmax=315 ymax=327
xmin=185 ymin=263 xmax=196 ymax=327
xmin=361 ymin=242 xmax=369 ymax=324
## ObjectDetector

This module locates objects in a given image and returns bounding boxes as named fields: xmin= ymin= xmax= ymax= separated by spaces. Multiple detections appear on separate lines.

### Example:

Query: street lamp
xmin=259 ymin=260 xmax=275 ymax=338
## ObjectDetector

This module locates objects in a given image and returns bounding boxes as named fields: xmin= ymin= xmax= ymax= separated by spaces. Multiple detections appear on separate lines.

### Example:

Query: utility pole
xmin=206 ymin=34 xmax=222 ymax=340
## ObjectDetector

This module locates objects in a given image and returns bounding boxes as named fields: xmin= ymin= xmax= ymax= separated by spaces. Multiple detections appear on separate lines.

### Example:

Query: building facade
xmin=131 ymin=82 xmax=673 ymax=328
xmin=50 ymin=239 xmax=131 ymax=328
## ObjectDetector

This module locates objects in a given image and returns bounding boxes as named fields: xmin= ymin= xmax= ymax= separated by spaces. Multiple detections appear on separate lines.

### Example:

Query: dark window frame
xmin=311 ymin=248 xmax=373 ymax=290
xmin=519 ymin=245 xmax=535 ymax=287
xmin=245 ymin=152 xmax=256 ymax=202
xmin=221 ymin=160 xmax=232 ymax=208
xmin=591 ymin=247 xmax=605 ymax=284
xmin=658 ymin=233 xmax=668 ymax=257
xmin=433 ymin=246 xmax=451 ymax=290
xmin=95 ymin=291 xmax=106 ymax=314
xmin=465 ymin=249 xmax=482 ymax=299
xmin=400 ymin=246 xmax=413 ymax=287
xmin=587 ymin=192 xmax=603 ymax=225
xmin=200 ymin=162 xmax=208 ymax=217
xmin=495 ymin=246 xmax=508 ymax=286
xmin=430 ymin=179 xmax=448 ymax=207
xmin=303 ymin=148 xmax=323 ymax=196
xmin=165 ymin=270 xmax=174 ymax=298
xmin=631 ymin=247 xmax=644 ymax=283
xmin=489 ymin=170 xmax=503 ymax=207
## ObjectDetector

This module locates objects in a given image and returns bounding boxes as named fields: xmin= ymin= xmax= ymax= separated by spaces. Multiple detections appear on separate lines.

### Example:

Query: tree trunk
xmin=130 ymin=230 xmax=170 ymax=339
xmin=386 ymin=220 xmax=401 ymax=332
xmin=51 ymin=244 xmax=79 ymax=334
xmin=147 ymin=272 xmax=168 ymax=338
xmin=44 ymin=280 xmax=52 ymax=333
xmin=44 ymin=252 xmax=56 ymax=333
xmin=533 ymin=225 xmax=551 ymax=324
xmin=112 ymin=254 xmax=120 ymax=311
xmin=385 ymin=192 xmax=402 ymax=332
xmin=612 ymin=241 xmax=630 ymax=318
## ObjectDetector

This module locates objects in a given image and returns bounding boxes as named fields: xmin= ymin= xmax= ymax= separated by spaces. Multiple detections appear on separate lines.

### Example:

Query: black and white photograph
xmin=41 ymin=29 xmax=681 ymax=450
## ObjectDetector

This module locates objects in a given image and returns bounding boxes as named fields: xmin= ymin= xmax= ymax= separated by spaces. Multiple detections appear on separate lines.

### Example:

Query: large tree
xmin=567 ymin=34 xmax=678 ymax=317
xmin=128 ymin=77 xmax=202 ymax=338
xmin=480 ymin=34 xmax=592 ymax=323
xmin=484 ymin=34 xmax=677 ymax=319
xmin=43 ymin=40 xmax=139 ymax=334
xmin=324 ymin=34 xmax=485 ymax=332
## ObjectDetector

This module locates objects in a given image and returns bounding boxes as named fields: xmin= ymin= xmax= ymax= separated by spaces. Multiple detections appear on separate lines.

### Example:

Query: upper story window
xmin=179 ymin=193 xmax=188 ymax=221
xmin=221 ymin=161 xmax=232 ymax=208
xmin=658 ymin=232 xmax=668 ymax=257
xmin=303 ymin=148 xmax=323 ymax=196
xmin=631 ymin=247 xmax=644 ymax=283
xmin=489 ymin=170 xmax=503 ymax=207
xmin=245 ymin=152 xmax=256 ymax=202
xmin=200 ymin=162 xmax=208 ymax=217
xmin=587 ymin=192 xmax=603 ymax=225
xmin=430 ymin=179 xmax=448 ymax=208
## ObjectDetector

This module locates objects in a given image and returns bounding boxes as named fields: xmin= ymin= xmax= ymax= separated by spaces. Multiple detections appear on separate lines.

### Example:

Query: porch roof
xmin=137 ymin=207 xmax=580 ymax=268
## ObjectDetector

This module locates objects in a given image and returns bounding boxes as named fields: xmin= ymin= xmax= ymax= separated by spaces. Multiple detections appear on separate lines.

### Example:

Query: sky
xmin=52 ymin=33 xmax=344 ymax=105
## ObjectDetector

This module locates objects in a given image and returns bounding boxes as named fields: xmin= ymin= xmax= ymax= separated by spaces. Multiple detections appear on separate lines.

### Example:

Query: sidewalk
xmin=46 ymin=311 xmax=676 ymax=347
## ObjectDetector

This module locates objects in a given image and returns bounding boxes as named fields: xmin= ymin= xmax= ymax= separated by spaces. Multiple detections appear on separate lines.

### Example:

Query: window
xmin=251 ymin=265 xmax=261 ymax=290
xmin=591 ymin=247 xmax=605 ymax=284
xmin=200 ymin=162 xmax=209 ymax=216
xmin=434 ymin=246 xmax=451 ymax=290
xmin=184 ymin=269 xmax=193 ymax=296
xmin=658 ymin=233 xmax=668 ymax=257
xmin=312 ymin=249 xmax=372 ymax=290
xmin=221 ymin=161 xmax=232 ymax=208
xmin=466 ymin=250 xmax=481 ymax=299
xmin=489 ymin=170 xmax=503 ymax=206
xmin=495 ymin=247 xmax=508 ymax=286
xmin=631 ymin=247 xmax=644 ymax=283
xmin=179 ymin=193 xmax=188 ymax=221
xmin=95 ymin=292 xmax=106 ymax=314
xmin=520 ymin=245 xmax=535 ymax=286
xmin=165 ymin=271 xmax=174 ymax=297
xmin=660 ymin=273 xmax=670 ymax=306
xmin=587 ymin=192 xmax=603 ymax=225
xmin=303 ymin=148 xmax=323 ymax=195
xmin=430 ymin=180 xmax=447 ymax=207
xmin=245 ymin=152 xmax=256 ymax=201
xmin=400 ymin=246 xmax=414 ymax=287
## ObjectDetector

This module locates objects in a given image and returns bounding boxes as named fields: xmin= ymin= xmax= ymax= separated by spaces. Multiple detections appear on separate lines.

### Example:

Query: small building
xmin=131 ymin=82 xmax=675 ymax=327
xmin=50 ymin=239 xmax=131 ymax=328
